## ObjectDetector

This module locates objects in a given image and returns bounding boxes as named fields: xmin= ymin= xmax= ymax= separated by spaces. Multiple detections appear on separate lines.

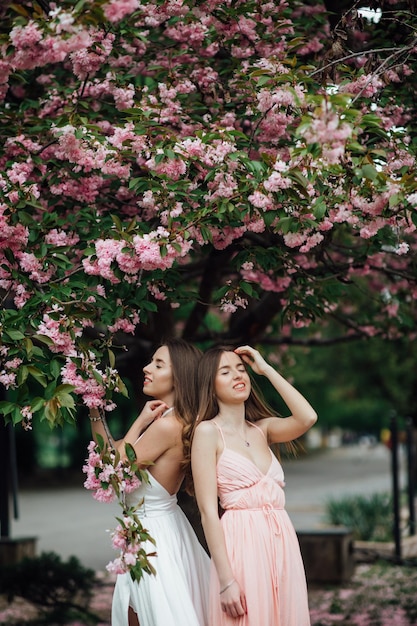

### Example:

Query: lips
xmin=233 ymin=383 xmax=246 ymax=390
xmin=143 ymin=376 xmax=152 ymax=385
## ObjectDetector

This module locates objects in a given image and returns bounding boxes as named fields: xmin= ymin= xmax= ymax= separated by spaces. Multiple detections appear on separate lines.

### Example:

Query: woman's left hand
xmin=234 ymin=345 xmax=269 ymax=376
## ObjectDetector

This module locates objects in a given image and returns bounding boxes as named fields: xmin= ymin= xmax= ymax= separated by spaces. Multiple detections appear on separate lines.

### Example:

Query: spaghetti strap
xmin=247 ymin=420 xmax=267 ymax=440
xmin=211 ymin=420 xmax=226 ymax=448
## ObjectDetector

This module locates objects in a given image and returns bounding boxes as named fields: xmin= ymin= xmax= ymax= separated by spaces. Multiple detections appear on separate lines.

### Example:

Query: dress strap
xmin=211 ymin=420 xmax=226 ymax=448
xmin=247 ymin=420 xmax=267 ymax=441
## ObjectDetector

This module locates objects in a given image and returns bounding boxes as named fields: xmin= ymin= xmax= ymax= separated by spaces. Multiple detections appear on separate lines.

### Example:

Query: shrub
xmin=0 ymin=551 xmax=100 ymax=624
xmin=324 ymin=492 xmax=393 ymax=541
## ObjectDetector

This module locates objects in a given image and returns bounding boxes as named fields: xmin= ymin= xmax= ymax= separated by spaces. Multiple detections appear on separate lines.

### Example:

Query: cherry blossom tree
xmin=0 ymin=0 xmax=416 ymax=429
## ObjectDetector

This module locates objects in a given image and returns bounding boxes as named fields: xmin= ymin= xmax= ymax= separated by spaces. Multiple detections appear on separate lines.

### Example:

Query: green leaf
xmin=27 ymin=366 xmax=48 ymax=388
xmin=17 ymin=366 xmax=29 ymax=386
xmin=361 ymin=164 xmax=378 ymax=181
xmin=56 ymin=393 xmax=75 ymax=409
xmin=116 ymin=375 xmax=129 ymax=397
xmin=108 ymin=349 xmax=116 ymax=369
xmin=34 ymin=334 xmax=55 ymax=346
xmin=54 ymin=384 xmax=76 ymax=395
xmin=24 ymin=337 xmax=34 ymax=358
xmin=5 ymin=329 xmax=25 ymax=341
xmin=0 ymin=401 xmax=16 ymax=416
xmin=312 ymin=198 xmax=327 ymax=219
xmin=124 ymin=442 xmax=137 ymax=463
xmin=44 ymin=398 xmax=58 ymax=423
xmin=30 ymin=397 xmax=46 ymax=412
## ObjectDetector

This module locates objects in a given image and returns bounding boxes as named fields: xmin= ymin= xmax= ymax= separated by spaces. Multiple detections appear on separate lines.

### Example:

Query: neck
xmin=156 ymin=393 xmax=175 ymax=408
xmin=216 ymin=402 xmax=245 ymax=425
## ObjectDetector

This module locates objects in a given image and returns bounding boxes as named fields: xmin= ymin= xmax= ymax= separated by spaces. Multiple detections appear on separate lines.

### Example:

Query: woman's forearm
xmin=89 ymin=408 xmax=118 ymax=449
xmin=264 ymin=364 xmax=317 ymax=426
xmin=200 ymin=511 xmax=234 ymax=588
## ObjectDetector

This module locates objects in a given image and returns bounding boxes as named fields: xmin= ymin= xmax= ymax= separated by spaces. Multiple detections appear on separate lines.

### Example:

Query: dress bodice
xmin=125 ymin=472 xmax=178 ymax=517
xmin=217 ymin=448 xmax=286 ymax=511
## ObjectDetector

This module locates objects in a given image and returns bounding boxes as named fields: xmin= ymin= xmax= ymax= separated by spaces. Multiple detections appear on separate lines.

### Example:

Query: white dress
xmin=111 ymin=471 xmax=210 ymax=626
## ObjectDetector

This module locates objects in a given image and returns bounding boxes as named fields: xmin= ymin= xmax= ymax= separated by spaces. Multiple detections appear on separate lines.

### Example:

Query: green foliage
xmin=324 ymin=492 xmax=393 ymax=541
xmin=0 ymin=552 xmax=99 ymax=624
xmin=1 ymin=1 xmax=417 ymax=428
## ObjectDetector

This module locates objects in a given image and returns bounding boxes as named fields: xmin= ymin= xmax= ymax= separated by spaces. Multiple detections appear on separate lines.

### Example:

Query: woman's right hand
xmin=220 ymin=580 xmax=247 ymax=618
xmin=137 ymin=400 xmax=169 ymax=430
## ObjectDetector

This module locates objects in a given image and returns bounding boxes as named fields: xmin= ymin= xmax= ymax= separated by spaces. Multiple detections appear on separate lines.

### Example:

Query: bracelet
xmin=219 ymin=579 xmax=235 ymax=594
xmin=89 ymin=414 xmax=102 ymax=422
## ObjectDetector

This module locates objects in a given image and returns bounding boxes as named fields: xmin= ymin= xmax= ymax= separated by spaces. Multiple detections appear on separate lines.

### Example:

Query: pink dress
xmin=210 ymin=422 xmax=310 ymax=626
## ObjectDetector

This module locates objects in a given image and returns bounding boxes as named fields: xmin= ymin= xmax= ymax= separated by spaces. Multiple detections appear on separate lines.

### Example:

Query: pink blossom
xmin=206 ymin=172 xmax=238 ymax=199
xmin=37 ymin=312 xmax=80 ymax=356
xmin=220 ymin=301 xmax=238 ymax=313
xmin=210 ymin=225 xmax=246 ymax=250
xmin=299 ymin=232 xmax=324 ymax=252
xmin=283 ymin=232 xmax=306 ymax=248
xmin=5 ymin=358 xmax=22 ymax=369
xmin=395 ymin=242 xmax=409 ymax=255
xmin=248 ymin=190 xmax=273 ymax=210
xmin=0 ymin=372 xmax=17 ymax=389
xmin=70 ymin=31 xmax=115 ymax=80
xmin=13 ymin=284 xmax=31 ymax=309
xmin=123 ymin=552 xmax=137 ymax=566
xmin=9 ymin=22 xmax=43 ymax=49
xmin=264 ymin=171 xmax=292 ymax=192
xmin=45 ymin=229 xmax=80 ymax=247
xmin=106 ymin=557 xmax=126 ymax=574
xmin=359 ymin=217 xmax=386 ymax=239
xmin=148 ymin=284 xmax=167 ymax=300
xmin=108 ymin=315 xmax=139 ymax=334
xmin=20 ymin=406 xmax=33 ymax=431
xmin=103 ymin=0 xmax=140 ymax=23
xmin=152 ymin=158 xmax=187 ymax=180
xmin=340 ymin=74 xmax=384 ymax=97
xmin=17 ymin=252 xmax=54 ymax=284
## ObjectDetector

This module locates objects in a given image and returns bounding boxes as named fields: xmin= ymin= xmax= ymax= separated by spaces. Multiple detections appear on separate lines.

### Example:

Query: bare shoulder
xmin=148 ymin=414 xmax=182 ymax=439
xmin=195 ymin=420 xmax=217 ymax=435
xmin=193 ymin=420 xmax=219 ymax=447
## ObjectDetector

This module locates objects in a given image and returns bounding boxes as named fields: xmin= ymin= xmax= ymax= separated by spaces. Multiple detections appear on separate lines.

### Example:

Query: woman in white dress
xmin=89 ymin=338 xmax=210 ymax=626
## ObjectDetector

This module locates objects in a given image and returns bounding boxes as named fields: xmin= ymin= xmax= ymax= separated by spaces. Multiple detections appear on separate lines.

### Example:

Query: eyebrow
xmin=218 ymin=362 xmax=245 ymax=371
xmin=154 ymin=358 xmax=166 ymax=365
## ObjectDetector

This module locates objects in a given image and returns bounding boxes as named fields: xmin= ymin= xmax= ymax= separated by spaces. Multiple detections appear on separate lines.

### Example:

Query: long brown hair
xmin=161 ymin=338 xmax=202 ymax=486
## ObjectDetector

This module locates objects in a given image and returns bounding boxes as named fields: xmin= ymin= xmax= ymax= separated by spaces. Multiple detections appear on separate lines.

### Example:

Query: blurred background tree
xmin=0 ymin=0 xmax=416 ymax=475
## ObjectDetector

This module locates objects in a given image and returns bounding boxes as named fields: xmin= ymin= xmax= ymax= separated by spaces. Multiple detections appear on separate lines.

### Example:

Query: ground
xmin=1 ymin=559 xmax=417 ymax=625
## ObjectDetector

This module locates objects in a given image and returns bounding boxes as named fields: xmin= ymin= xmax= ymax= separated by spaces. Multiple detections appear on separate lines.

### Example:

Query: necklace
xmin=161 ymin=407 xmax=173 ymax=418
xmin=216 ymin=416 xmax=251 ymax=446
xmin=237 ymin=423 xmax=250 ymax=447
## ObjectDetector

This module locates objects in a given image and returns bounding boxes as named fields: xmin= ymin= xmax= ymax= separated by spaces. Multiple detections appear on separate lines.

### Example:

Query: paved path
xmin=10 ymin=443 xmax=405 ymax=571
xmin=283 ymin=442 xmax=402 ymax=529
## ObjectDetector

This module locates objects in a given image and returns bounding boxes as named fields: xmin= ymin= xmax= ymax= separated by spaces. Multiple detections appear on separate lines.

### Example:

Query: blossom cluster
xmin=1 ymin=0 xmax=417 ymax=427
xmin=83 ymin=438 xmax=156 ymax=581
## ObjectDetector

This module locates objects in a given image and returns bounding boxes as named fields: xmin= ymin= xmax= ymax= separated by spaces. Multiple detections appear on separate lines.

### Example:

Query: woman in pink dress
xmin=191 ymin=345 xmax=317 ymax=626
